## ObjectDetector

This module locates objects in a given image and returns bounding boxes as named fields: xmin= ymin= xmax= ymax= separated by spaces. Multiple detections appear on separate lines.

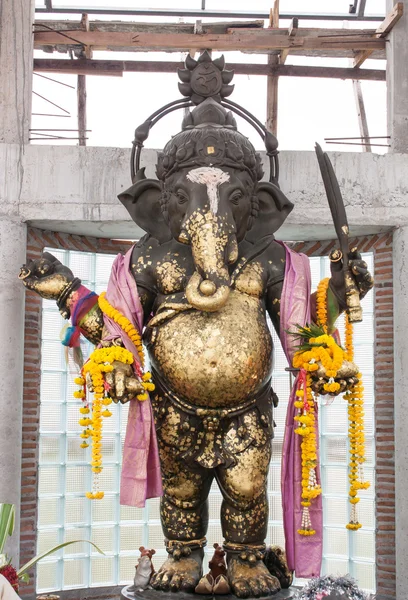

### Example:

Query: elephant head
xmin=119 ymin=98 xmax=293 ymax=312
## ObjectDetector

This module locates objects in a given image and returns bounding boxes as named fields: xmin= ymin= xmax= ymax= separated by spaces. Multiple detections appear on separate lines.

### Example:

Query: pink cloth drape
xmin=103 ymin=246 xmax=163 ymax=507
xmin=280 ymin=244 xmax=323 ymax=578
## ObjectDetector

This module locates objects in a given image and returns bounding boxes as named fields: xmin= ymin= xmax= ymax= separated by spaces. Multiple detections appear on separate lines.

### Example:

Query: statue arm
xmin=325 ymin=248 xmax=374 ymax=332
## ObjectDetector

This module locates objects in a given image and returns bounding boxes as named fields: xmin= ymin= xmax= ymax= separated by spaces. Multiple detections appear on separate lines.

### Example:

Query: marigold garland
xmin=293 ymin=280 xmax=370 ymax=535
xmin=295 ymin=373 xmax=321 ymax=536
xmin=343 ymin=314 xmax=370 ymax=530
xmin=316 ymin=277 xmax=330 ymax=333
xmin=73 ymin=294 xmax=156 ymax=500
xmin=98 ymin=291 xmax=145 ymax=369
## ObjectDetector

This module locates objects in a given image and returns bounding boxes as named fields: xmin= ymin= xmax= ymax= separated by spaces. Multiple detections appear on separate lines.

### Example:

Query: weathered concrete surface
xmin=0 ymin=219 xmax=27 ymax=562
xmin=1 ymin=144 xmax=407 ymax=240
xmin=387 ymin=0 xmax=408 ymax=153
xmin=0 ymin=0 xmax=34 ymax=144
xmin=393 ymin=225 xmax=408 ymax=600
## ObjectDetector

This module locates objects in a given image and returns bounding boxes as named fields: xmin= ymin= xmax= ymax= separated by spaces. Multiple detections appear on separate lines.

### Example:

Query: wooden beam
xmin=80 ymin=13 xmax=92 ymax=59
xmin=32 ymin=58 xmax=386 ymax=81
xmin=280 ymin=17 xmax=298 ymax=63
xmin=375 ymin=1 xmax=403 ymax=37
xmin=352 ymin=79 xmax=371 ymax=152
xmin=34 ymin=19 xmax=265 ymax=35
xmin=33 ymin=28 xmax=386 ymax=54
xmin=266 ymin=0 xmax=279 ymax=138
xmin=353 ymin=2 xmax=403 ymax=66
xmin=77 ymin=74 xmax=87 ymax=146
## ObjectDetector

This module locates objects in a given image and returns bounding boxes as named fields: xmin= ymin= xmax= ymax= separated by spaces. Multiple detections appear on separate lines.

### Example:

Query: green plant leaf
xmin=17 ymin=540 xmax=104 ymax=578
xmin=0 ymin=504 xmax=15 ymax=554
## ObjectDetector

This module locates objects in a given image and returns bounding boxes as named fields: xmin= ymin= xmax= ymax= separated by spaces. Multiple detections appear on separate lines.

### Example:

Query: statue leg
xmin=151 ymin=440 xmax=213 ymax=592
xmin=216 ymin=442 xmax=280 ymax=598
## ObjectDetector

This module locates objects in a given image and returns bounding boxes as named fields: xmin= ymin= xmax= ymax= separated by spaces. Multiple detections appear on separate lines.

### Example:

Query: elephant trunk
xmin=184 ymin=210 xmax=235 ymax=312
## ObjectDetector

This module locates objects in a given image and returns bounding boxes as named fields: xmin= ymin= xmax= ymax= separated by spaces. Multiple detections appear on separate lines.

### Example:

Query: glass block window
xmin=37 ymin=250 xmax=375 ymax=594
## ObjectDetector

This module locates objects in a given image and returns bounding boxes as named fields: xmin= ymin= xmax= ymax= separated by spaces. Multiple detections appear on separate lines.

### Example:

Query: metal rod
xmin=32 ymin=113 xmax=70 ymax=117
xmin=358 ymin=0 xmax=367 ymax=18
xmin=29 ymin=128 xmax=91 ymax=131
xmin=29 ymin=132 xmax=62 ymax=138
xmin=32 ymin=91 xmax=70 ymax=115
xmin=325 ymin=141 xmax=390 ymax=146
xmin=325 ymin=135 xmax=391 ymax=140
xmin=29 ymin=136 xmax=89 ymax=140
xmin=33 ymin=72 xmax=75 ymax=89
xmin=33 ymin=7 xmax=385 ymax=21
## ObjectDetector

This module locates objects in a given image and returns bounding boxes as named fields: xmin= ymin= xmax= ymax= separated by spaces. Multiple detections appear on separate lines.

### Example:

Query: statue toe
xmin=231 ymin=579 xmax=251 ymax=598
xmin=170 ymin=573 xmax=182 ymax=592
xmin=264 ymin=575 xmax=280 ymax=595
xmin=180 ymin=575 xmax=198 ymax=592
xmin=248 ymin=578 xmax=262 ymax=597
xmin=159 ymin=569 xmax=175 ymax=590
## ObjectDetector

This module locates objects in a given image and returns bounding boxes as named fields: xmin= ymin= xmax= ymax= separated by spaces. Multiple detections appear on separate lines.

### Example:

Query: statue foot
xmin=150 ymin=550 xmax=203 ymax=593
xmin=228 ymin=556 xmax=281 ymax=598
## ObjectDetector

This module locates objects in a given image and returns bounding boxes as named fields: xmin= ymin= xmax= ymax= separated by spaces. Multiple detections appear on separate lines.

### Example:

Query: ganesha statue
xmin=19 ymin=53 xmax=373 ymax=598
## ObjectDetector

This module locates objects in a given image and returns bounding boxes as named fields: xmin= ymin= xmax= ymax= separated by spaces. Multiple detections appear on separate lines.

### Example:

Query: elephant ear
xmin=118 ymin=168 xmax=172 ymax=243
xmin=246 ymin=181 xmax=294 ymax=243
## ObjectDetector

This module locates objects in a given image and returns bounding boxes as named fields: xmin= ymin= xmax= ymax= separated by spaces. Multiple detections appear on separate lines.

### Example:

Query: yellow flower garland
xmin=73 ymin=293 xmax=156 ymax=500
xmin=293 ymin=279 xmax=369 ymax=534
xmin=344 ymin=315 xmax=370 ymax=530
xmin=98 ymin=291 xmax=145 ymax=368
xmin=295 ymin=374 xmax=321 ymax=535
xmin=316 ymin=277 xmax=330 ymax=333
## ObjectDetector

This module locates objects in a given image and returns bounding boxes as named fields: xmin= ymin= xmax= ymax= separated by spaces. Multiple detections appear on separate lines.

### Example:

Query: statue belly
xmin=150 ymin=290 xmax=273 ymax=408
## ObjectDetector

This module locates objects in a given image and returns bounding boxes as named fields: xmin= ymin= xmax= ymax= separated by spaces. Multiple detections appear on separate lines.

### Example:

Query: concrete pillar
xmin=0 ymin=220 xmax=27 ymax=562
xmin=0 ymin=0 xmax=33 ymax=561
xmin=386 ymin=0 xmax=408 ymax=153
xmin=0 ymin=0 xmax=34 ymax=144
xmin=393 ymin=225 xmax=408 ymax=600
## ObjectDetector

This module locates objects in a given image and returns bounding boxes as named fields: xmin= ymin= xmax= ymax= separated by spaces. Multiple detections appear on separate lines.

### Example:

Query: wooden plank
xmin=34 ymin=19 xmax=265 ymax=34
xmin=33 ymin=29 xmax=386 ymax=53
xmin=352 ymin=79 xmax=371 ymax=152
xmin=353 ymin=2 xmax=403 ymax=66
xmin=77 ymin=74 xmax=87 ymax=146
xmin=280 ymin=17 xmax=298 ymax=63
xmin=80 ymin=13 xmax=92 ymax=59
xmin=375 ymin=1 xmax=403 ymax=37
xmin=266 ymin=0 xmax=279 ymax=138
xmin=353 ymin=49 xmax=373 ymax=67
xmin=32 ymin=58 xmax=386 ymax=80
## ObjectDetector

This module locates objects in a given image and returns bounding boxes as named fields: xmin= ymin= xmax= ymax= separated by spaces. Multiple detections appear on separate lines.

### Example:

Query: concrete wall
xmin=1 ymin=143 xmax=406 ymax=241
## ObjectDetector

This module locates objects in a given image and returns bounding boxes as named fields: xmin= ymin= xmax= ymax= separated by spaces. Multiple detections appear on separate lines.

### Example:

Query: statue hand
xmin=85 ymin=359 xmax=144 ymax=404
xmin=311 ymin=359 xmax=360 ymax=396
xmin=329 ymin=247 xmax=374 ymax=307
xmin=19 ymin=251 xmax=75 ymax=300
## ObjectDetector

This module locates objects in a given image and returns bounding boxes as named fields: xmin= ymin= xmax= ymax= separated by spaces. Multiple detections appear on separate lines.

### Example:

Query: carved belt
xmin=151 ymin=372 xmax=276 ymax=470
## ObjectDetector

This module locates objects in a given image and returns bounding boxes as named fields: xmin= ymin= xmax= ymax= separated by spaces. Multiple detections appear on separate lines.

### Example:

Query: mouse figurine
xmin=195 ymin=543 xmax=230 ymax=595
xmin=128 ymin=547 xmax=156 ymax=593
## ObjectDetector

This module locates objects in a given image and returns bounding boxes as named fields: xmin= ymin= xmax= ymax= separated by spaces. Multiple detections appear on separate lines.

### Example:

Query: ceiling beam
xmin=32 ymin=58 xmax=386 ymax=81
xmin=33 ymin=7 xmax=385 ymax=21
xmin=33 ymin=27 xmax=386 ymax=55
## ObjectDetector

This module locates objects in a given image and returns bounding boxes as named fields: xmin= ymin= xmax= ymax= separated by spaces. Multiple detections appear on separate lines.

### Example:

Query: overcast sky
xmin=32 ymin=0 xmax=388 ymax=154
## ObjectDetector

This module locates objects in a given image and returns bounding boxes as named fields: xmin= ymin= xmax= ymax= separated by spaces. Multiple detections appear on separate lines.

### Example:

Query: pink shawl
xmin=280 ymin=244 xmax=323 ymax=578
xmin=103 ymin=246 xmax=163 ymax=507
